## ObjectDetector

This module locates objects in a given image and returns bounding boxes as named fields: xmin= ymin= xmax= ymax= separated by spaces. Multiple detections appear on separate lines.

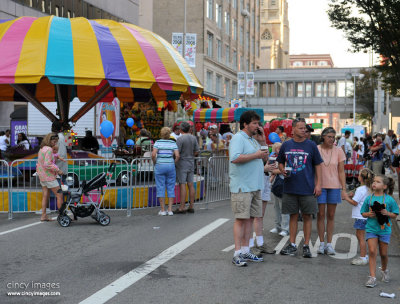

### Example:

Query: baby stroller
xmin=57 ymin=163 xmax=115 ymax=227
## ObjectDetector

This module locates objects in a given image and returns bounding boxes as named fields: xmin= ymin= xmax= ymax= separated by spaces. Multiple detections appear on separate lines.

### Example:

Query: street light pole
xmin=346 ymin=72 xmax=364 ymax=125
xmin=241 ymin=9 xmax=250 ymax=106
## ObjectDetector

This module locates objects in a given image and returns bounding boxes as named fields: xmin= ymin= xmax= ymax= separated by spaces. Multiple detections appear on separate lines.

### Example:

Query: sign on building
xmin=185 ymin=33 xmax=196 ymax=67
xmin=246 ymin=72 xmax=254 ymax=95
xmin=172 ymin=33 xmax=183 ymax=55
xmin=237 ymin=72 xmax=245 ymax=95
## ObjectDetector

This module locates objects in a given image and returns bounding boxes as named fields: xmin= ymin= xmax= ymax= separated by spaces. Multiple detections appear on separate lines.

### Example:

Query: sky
xmin=287 ymin=0 xmax=374 ymax=68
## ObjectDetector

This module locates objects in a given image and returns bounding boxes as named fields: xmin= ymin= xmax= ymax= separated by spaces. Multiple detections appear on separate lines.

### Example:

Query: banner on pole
xmin=246 ymin=72 xmax=254 ymax=95
xmin=185 ymin=33 xmax=197 ymax=67
xmin=172 ymin=33 xmax=183 ymax=56
xmin=237 ymin=72 xmax=245 ymax=95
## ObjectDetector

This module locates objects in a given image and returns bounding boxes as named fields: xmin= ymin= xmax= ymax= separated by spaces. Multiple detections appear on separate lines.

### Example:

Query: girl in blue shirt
xmin=361 ymin=175 xmax=399 ymax=288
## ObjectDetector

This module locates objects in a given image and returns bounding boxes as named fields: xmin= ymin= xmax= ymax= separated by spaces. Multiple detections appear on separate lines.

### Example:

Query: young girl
xmin=344 ymin=168 xmax=374 ymax=265
xmin=361 ymin=175 xmax=399 ymax=288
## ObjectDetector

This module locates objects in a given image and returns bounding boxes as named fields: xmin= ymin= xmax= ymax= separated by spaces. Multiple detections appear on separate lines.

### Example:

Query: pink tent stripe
xmin=0 ymin=17 xmax=36 ymax=83
xmin=123 ymin=25 xmax=173 ymax=91
xmin=194 ymin=109 xmax=201 ymax=122
xmin=210 ymin=109 xmax=218 ymax=122
xmin=228 ymin=108 xmax=235 ymax=122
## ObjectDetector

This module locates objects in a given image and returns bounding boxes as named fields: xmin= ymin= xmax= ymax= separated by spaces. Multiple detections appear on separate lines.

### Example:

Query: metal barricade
xmin=0 ymin=160 xmax=11 ymax=218
xmin=129 ymin=156 xmax=207 ymax=214
xmin=8 ymin=157 xmax=131 ymax=219
xmin=205 ymin=156 xmax=230 ymax=206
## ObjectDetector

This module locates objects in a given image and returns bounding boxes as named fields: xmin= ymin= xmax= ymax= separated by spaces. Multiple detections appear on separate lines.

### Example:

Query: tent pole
xmin=55 ymin=84 xmax=70 ymax=125
xmin=10 ymin=84 xmax=58 ymax=122
xmin=69 ymin=82 xmax=113 ymax=123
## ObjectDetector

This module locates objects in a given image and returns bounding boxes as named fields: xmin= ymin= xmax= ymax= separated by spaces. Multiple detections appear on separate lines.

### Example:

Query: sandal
xmin=174 ymin=209 xmax=186 ymax=214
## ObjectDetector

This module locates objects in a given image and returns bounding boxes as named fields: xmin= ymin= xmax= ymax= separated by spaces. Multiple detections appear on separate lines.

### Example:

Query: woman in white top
xmin=17 ymin=133 xmax=31 ymax=150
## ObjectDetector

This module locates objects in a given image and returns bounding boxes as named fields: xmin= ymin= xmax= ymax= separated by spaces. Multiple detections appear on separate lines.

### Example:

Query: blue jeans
xmin=155 ymin=164 xmax=176 ymax=198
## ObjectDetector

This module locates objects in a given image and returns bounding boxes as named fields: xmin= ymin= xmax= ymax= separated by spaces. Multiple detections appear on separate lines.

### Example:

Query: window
xmin=233 ymin=19 xmax=237 ymax=40
xmin=216 ymin=4 xmax=222 ymax=28
xmin=216 ymin=75 xmax=222 ymax=96
xmin=240 ymin=0 xmax=244 ymax=11
xmin=232 ymin=82 xmax=237 ymax=98
xmin=217 ymin=39 xmax=222 ymax=62
xmin=67 ymin=10 xmax=71 ymax=18
xmin=318 ymin=61 xmax=328 ymax=66
xmin=296 ymin=82 xmax=303 ymax=97
xmin=225 ymin=45 xmax=230 ymax=66
xmin=292 ymin=61 xmax=303 ymax=67
xmin=307 ymin=61 xmax=313 ymax=66
xmin=240 ymin=26 xmax=243 ymax=45
xmin=240 ymin=55 xmax=244 ymax=71
xmin=245 ymin=31 xmax=248 ymax=51
xmin=207 ymin=0 xmax=213 ymax=20
xmin=207 ymin=33 xmax=214 ymax=57
xmin=233 ymin=0 xmax=237 ymax=8
xmin=206 ymin=71 xmax=213 ymax=92
xmin=225 ymin=12 xmax=230 ymax=34
xmin=256 ymin=41 xmax=259 ymax=57
xmin=233 ymin=50 xmax=237 ymax=70
xmin=224 ymin=79 xmax=230 ymax=99
xmin=41 ymin=0 xmax=45 ymax=12
xmin=328 ymin=82 xmax=336 ymax=97
xmin=55 ymin=5 xmax=59 ymax=16
xmin=305 ymin=83 xmax=312 ymax=97
xmin=251 ymin=37 xmax=254 ymax=56
xmin=271 ymin=0 xmax=276 ymax=5
xmin=261 ymin=30 xmax=272 ymax=40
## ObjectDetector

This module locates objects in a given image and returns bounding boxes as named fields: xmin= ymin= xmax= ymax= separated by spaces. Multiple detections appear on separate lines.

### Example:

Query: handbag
xmin=271 ymin=175 xmax=284 ymax=198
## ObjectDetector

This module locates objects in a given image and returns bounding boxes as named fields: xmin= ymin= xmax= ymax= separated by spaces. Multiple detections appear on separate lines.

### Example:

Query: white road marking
xmin=0 ymin=216 xmax=56 ymax=236
xmin=222 ymin=231 xmax=359 ymax=259
xmin=330 ymin=233 xmax=358 ymax=260
xmin=80 ymin=218 xmax=229 ymax=304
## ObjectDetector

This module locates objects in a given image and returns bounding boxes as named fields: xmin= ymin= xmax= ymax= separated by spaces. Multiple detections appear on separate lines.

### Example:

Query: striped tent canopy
xmin=0 ymin=16 xmax=202 ymax=122
xmin=193 ymin=108 xmax=264 ymax=123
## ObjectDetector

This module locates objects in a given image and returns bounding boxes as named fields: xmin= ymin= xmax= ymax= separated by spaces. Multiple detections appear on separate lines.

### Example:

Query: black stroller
xmin=57 ymin=163 xmax=115 ymax=227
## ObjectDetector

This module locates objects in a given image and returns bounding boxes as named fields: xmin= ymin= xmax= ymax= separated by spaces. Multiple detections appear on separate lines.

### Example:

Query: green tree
xmin=327 ymin=0 xmax=400 ymax=95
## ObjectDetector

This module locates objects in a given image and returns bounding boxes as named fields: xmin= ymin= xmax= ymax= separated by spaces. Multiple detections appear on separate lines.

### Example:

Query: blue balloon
xmin=268 ymin=132 xmax=281 ymax=143
xmin=126 ymin=118 xmax=134 ymax=127
xmin=100 ymin=120 xmax=114 ymax=138
xmin=360 ymin=130 xmax=364 ymax=135
xmin=126 ymin=139 xmax=134 ymax=146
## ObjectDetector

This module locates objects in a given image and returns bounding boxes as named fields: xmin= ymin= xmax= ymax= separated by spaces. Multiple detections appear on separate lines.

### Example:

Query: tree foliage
xmin=327 ymin=0 xmax=400 ymax=95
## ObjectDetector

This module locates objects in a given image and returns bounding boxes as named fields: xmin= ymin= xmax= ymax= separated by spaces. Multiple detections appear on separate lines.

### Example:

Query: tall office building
xmin=259 ymin=0 xmax=289 ymax=69
xmin=144 ymin=0 xmax=262 ymax=103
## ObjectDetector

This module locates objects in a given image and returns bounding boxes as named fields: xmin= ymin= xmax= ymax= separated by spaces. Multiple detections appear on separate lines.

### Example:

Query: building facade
xmin=148 ymin=0 xmax=262 ymax=104
xmin=0 ymin=0 xmax=139 ymax=131
xmin=259 ymin=0 xmax=289 ymax=69
xmin=290 ymin=54 xmax=334 ymax=68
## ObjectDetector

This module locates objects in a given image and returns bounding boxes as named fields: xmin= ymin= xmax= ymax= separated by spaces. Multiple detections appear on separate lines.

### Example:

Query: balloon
xmin=360 ymin=130 xmax=364 ymax=135
xmin=126 ymin=139 xmax=134 ymax=146
xmin=100 ymin=120 xmax=114 ymax=138
xmin=268 ymin=132 xmax=281 ymax=143
xmin=126 ymin=118 xmax=134 ymax=127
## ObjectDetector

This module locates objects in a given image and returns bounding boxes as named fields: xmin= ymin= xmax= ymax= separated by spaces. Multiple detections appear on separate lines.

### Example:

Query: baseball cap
xmin=306 ymin=124 xmax=314 ymax=132
xmin=209 ymin=124 xmax=218 ymax=129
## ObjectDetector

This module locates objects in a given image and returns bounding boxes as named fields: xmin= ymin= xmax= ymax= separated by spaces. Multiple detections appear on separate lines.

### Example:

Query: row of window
xmin=206 ymin=71 xmax=238 ymax=99
xmin=206 ymin=0 xmax=260 ymax=43
xmin=256 ymin=81 xmax=351 ymax=98
xmin=207 ymin=32 xmax=259 ymax=70
xmin=15 ymin=0 xmax=124 ymax=21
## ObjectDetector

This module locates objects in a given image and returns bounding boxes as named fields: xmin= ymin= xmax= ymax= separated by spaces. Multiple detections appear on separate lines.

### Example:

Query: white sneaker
xmin=279 ymin=230 xmax=289 ymax=236
xmin=380 ymin=267 xmax=390 ymax=282
xmin=324 ymin=244 xmax=336 ymax=255
xmin=158 ymin=211 xmax=167 ymax=216
xmin=351 ymin=257 xmax=368 ymax=266
xmin=167 ymin=211 xmax=173 ymax=216
xmin=317 ymin=244 xmax=325 ymax=255
xmin=270 ymin=227 xmax=279 ymax=233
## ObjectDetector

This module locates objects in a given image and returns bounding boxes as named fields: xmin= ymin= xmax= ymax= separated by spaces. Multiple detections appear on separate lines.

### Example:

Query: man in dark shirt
xmin=81 ymin=130 xmax=100 ymax=154
xmin=277 ymin=118 xmax=323 ymax=258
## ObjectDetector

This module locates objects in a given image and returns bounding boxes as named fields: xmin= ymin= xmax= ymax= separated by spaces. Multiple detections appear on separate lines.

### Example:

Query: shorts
xmin=261 ymin=175 xmax=271 ymax=202
xmin=282 ymin=193 xmax=317 ymax=215
xmin=40 ymin=179 xmax=60 ymax=189
xmin=317 ymin=188 xmax=342 ymax=204
xmin=353 ymin=219 xmax=367 ymax=230
xmin=176 ymin=167 xmax=194 ymax=184
xmin=231 ymin=190 xmax=262 ymax=219
xmin=366 ymin=232 xmax=391 ymax=244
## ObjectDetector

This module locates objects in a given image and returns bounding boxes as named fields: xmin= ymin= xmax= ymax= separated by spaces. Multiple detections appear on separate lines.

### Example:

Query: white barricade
xmin=0 ymin=160 xmax=11 ymax=217
xmin=206 ymin=156 xmax=230 ymax=206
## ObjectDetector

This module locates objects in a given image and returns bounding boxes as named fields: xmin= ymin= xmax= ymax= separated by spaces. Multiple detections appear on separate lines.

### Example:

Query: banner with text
xmin=246 ymin=72 xmax=254 ymax=95
xmin=237 ymin=72 xmax=245 ymax=96
xmin=185 ymin=33 xmax=197 ymax=67
xmin=172 ymin=33 xmax=183 ymax=56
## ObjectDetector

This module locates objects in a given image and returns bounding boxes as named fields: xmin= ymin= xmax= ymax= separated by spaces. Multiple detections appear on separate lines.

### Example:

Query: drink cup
xmin=285 ymin=167 xmax=292 ymax=177
xmin=61 ymin=185 xmax=68 ymax=192
xmin=260 ymin=145 xmax=268 ymax=151
xmin=268 ymin=157 xmax=276 ymax=164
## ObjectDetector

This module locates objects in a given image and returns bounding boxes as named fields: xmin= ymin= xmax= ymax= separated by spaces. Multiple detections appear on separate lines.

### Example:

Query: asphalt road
xmin=0 ymin=198 xmax=399 ymax=304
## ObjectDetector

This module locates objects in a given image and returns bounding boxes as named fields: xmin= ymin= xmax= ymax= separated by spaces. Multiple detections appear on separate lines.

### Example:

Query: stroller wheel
xmin=57 ymin=214 xmax=71 ymax=227
xmin=98 ymin=212 xmax=110 ymax=226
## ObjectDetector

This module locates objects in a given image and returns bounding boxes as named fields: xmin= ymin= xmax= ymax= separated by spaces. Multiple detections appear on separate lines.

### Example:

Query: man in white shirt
xmin=0 ymin=130 xmax=10 ymax=152
xmin=383 ymin=130 xmax=395 ymax=174
xmin=338 ymin=131 xmax=351 ymax=161
xmin=170 ymin=124 xmax=181 ymax=140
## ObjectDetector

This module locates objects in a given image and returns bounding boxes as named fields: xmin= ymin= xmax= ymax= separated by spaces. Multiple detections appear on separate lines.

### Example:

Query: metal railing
xmin=3 ymin=154 xmax=227 ymax=219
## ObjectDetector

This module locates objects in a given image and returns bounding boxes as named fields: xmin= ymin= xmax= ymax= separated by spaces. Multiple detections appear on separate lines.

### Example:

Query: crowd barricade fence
xmin=7 ymin=158 xmax=131 ymax=219
xmin=5 ymin=154 xmax=227 ymax=219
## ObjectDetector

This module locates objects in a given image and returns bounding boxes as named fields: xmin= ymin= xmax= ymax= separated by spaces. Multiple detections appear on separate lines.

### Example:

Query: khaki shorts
xmin=231 ymin=190 xmax=262 ymax=219
xmin=40 ymin=179 xmax=60 ymax=189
